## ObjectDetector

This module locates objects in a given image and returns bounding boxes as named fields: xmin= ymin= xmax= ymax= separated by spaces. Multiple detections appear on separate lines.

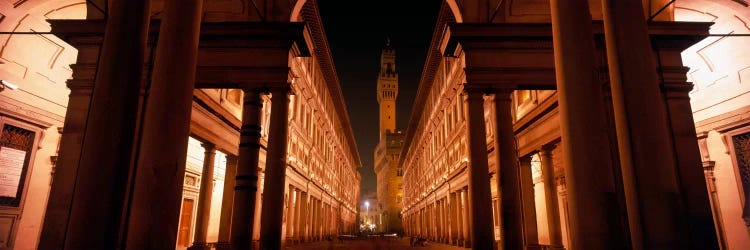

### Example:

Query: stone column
xmin=445 ymin=198 xmax=450 ymax=243
xmin=408 ymin=213 xmax=412 ymax=237
xmin=519 ymin=157 xmax=539 ymax=246
xmin=451 ymin=192 xmax=458 ymax=245
xmin=319 ymin=199 xmax=323 ymax=239
xmin=308 ymin=196 xmax=314 ymax=240
xmin=323 ymin=203 xmax=328 ymax=237
xmin=427 ymin=204 xmax=432 ymax=239
xmin=437 ymin=200 xmax=443 ymax=242
xmin=662 ymin=80 xmax=719 ymax=249
xmin=297 ymin=192 xmax=308 ymax=242
xmin=422 ymin=208 xmax=426 ymax=237
xmin=549 ymin=0 xmax=623 ymax=249
xmin=327 ymin=204 xmax=332 ymax=237
xmin=312 ymin=199 xmax=318 ymax=241
xmin=461 ymin=188 xmax=471 ymax=247
xmin=259 ymin=86 xmax=292 ymax=249
xmin=493 ymin=90 xmax=525 ymax=249
xmin=39 ymin=80 xmax=93 ymax=249
xmin=444 ymin=198 xmax=450 ymax=243
xmin=188 ymin=143 xmax=217 ymax=250
xmin=540 ymin=145 xmax=563 ymax=247
xmin=601 ymin=0 xmax=688 ymax=248
xmin=432 ymin=203 xmax=437 ymax=240
xmin=285 ymin=188 xmax=296 ymax=242
xmin=439 ymin=199 xmax=444 ymax=242
xmin=296 ymin=190 xmax=303 ymax=241
xmin=62 ymin=0 xmax=151 ymax=248
xmin=410 ymin=213 xmax=414 ymax=237
xmin=217 ymin=154 xmax=238 ymax=248
xmin=459 ymin=191 xmax=463 ymax=245
xmin=556 ymin=176 xmax=571 ymax=247
xmin=231 ymin=89 xmax=265 ymax=249
xmin=125 ymin=0 xmax=204 ymax=247
xmin=435 ymin=201 xmax=440 ymax=241
xmin=463 ymin=90 xmax=495 ymax=249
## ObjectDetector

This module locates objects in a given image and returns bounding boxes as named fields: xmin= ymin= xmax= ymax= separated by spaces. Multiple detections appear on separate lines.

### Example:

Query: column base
xmin=526 ymin=244 xmax=566 ymax=250
xmin=186 ymin=242 xmax=211 ymax=250
xmin=214 ymin=242 xmax=231 ymax=250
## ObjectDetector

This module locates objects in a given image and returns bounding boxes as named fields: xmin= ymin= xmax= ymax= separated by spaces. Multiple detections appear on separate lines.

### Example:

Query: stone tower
xmin=377 ymin=38 xmax=398 ymax=138
xmin=374 ymin=39 xmax=405 ymax=235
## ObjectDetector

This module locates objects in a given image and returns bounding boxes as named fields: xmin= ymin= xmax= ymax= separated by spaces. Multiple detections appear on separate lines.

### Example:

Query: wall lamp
xmin=0 ymin=80 xmax=18 ymax=92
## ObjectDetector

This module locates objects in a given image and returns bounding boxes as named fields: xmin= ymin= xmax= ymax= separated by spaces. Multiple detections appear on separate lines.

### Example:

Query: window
xmin=397 ymin=167 xmax=403 ymax=177
xmin=227 ymin=89 xmax=242 ymax=105
xmin=0 ymin=123 xmax=36 ymax=207
xmin=517 ymin=90 xmax=532 ymax=104
xmin=530 ymin=153 xmax=542 ymax=180
xmin=732 ymin=131 xmax=750 ymax=214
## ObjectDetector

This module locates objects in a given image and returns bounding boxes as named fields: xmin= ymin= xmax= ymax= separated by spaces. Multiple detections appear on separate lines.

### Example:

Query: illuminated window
xmin=227 ymin=89 xmax=242 ymax=105
xmin=517 ymin=90 xmax=531 ymax=104
xmin=530 ymin=153 xmax=542 ymax=180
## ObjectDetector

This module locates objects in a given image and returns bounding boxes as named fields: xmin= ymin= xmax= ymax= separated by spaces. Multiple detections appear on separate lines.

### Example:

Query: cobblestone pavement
xmin=284 ymin=237 xmax=467 ymax=250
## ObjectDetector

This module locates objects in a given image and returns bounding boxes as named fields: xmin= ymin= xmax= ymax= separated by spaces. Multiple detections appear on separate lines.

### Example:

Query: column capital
xmin=240 ymin=87 xmax=266 ymax=95
xmin=492 ymin=87 xmax=515 ymax=96
xmin=265 ymin=84 xmax=293 ymax=95
xmin=201 ymin=142 xmax=216 ymax=153
xmin=702 ymin=161 xmax=716 ymax=172
xmin=462 ymin=84 xmax=491 ymax=96
xmin=225 ymin=153 xmax=238 ymax=163
xmin=661 ymin=81 xmax=694 ymax=99
xmin=65 ymin=79 xmax=95 ymax=94
xmin=540 ymin=143 xmax=556 ymax=154
xmin=555 ymin=176 xmax=566 ymax=187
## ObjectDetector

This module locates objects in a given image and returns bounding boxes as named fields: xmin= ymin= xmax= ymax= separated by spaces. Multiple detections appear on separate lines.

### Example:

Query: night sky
xmin=318 ymin=0 xmax=443 ymax=197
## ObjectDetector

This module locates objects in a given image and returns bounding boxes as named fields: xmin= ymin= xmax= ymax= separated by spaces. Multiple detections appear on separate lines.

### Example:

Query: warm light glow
xmin=0 ymin=80 xmax=18 ymax=90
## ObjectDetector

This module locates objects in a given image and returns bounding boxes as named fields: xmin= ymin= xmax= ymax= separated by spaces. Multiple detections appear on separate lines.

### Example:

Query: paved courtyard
xmin=284 ymin=237 xmax=467 ymax=250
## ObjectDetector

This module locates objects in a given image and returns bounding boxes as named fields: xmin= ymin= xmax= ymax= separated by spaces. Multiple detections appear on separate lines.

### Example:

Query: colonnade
xmin=39 ymin=0 xmax=361 ymax=249
xmin=404 ymin=187 xmax=472 ymax=247
xmin=401 ymin=1 xmax=717 ymax=249
xmin=284 ymin=186 xmax=349 ymax=243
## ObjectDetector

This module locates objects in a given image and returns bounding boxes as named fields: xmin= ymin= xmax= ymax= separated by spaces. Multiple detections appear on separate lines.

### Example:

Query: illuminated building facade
xmin=0 ymin=0 xmax=360 ymax=249
xmin=401 ymin=0 xmax=749 ymax=250
xmin=0 ymin=0 xmax=747 ymax=249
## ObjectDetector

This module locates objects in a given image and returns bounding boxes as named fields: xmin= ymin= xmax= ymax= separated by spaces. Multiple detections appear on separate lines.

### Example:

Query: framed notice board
xmin=0 ymin=116 xmax=41 ymax=249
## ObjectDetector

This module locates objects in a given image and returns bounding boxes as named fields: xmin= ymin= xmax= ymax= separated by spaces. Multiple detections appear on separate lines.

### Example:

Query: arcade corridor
xmin=0 ymin=0 xmax=748 ymax=250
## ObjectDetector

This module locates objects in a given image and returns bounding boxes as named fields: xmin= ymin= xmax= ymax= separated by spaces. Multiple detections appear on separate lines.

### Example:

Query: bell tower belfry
xmin=377 ymin=38 xmax=398 ymax=138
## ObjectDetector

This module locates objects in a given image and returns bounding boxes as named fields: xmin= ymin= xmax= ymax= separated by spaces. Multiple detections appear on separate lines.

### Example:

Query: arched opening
xmin=444 ymin=0 xmax=463 ymax=23
xmin=290 ymin=0 xmax=307 ymax=22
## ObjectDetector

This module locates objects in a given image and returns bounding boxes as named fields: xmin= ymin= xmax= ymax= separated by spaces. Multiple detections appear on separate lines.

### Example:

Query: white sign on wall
xmin=0 ymin=147 xmax=26 ymax=198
